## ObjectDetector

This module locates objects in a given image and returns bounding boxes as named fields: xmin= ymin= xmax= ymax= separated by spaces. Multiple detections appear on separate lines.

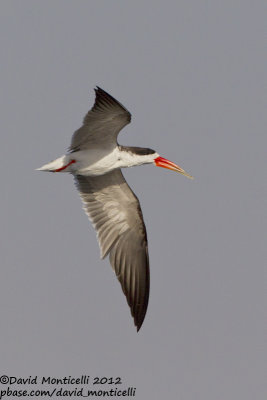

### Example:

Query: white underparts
xmin=37 ymin=148 xmax=159 ymax=176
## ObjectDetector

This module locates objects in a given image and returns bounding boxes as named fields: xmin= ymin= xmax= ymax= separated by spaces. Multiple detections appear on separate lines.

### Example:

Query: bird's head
xmin=120 ymin=146 xmax=193 ymax=178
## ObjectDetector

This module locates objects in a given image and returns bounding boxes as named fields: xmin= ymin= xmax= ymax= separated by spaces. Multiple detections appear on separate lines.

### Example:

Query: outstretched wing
xmin=69 ymin=87 xmax=131 ymax=152
xmin=74 ymin=169 xmax=149 ymax=331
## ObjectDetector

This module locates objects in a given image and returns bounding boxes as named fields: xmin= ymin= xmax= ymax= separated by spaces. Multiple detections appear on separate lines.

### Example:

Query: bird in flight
xmin=37 ymin=87 xmax=193 ymax=331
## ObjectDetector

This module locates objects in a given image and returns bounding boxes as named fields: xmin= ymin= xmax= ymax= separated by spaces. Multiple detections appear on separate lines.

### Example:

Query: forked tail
xmin=36 ymin=155 xmax=72 ymax=172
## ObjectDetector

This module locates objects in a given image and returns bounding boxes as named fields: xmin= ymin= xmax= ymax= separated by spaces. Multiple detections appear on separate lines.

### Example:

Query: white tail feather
xmin=36 ymin=155 xmax=68 ymax=172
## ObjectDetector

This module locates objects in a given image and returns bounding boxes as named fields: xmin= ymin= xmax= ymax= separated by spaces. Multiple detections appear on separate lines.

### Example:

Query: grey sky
xmin=0 ymin=1 xmax=265 ymax=399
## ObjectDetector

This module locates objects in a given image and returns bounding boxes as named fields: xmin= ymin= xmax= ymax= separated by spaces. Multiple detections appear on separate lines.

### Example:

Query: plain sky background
xmin=0 ymin=1 xmax=265 ymax=399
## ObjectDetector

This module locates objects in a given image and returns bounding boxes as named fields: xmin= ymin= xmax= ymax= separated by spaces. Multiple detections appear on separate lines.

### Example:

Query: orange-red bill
xmin=154 ymin=156 xmax=193 ymax=179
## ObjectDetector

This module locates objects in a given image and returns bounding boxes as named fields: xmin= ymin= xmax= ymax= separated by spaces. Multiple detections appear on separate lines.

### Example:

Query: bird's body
xmin=38 ymin=146 xmax=158 ymax=176
xmin=37 ymin=87 xmax=192 ymax=331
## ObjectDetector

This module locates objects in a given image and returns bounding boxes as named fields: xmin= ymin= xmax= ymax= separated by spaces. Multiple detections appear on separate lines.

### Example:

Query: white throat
xmin=118 ymin=149 xmax=159 ymax=168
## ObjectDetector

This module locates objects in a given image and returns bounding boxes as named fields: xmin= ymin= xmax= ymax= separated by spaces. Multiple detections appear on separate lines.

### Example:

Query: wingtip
xmin=94 ymin=86 xmax=112 ymax=98
xmin=92 ymin=86 xmax=131 ymax=118
xmin=94 ymin=85 xmax=104 ymax=93
xmin=94 ymin=86 xmax=109 ymax=99
xmin=135 ymin=313 xmax=147 ymax=332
